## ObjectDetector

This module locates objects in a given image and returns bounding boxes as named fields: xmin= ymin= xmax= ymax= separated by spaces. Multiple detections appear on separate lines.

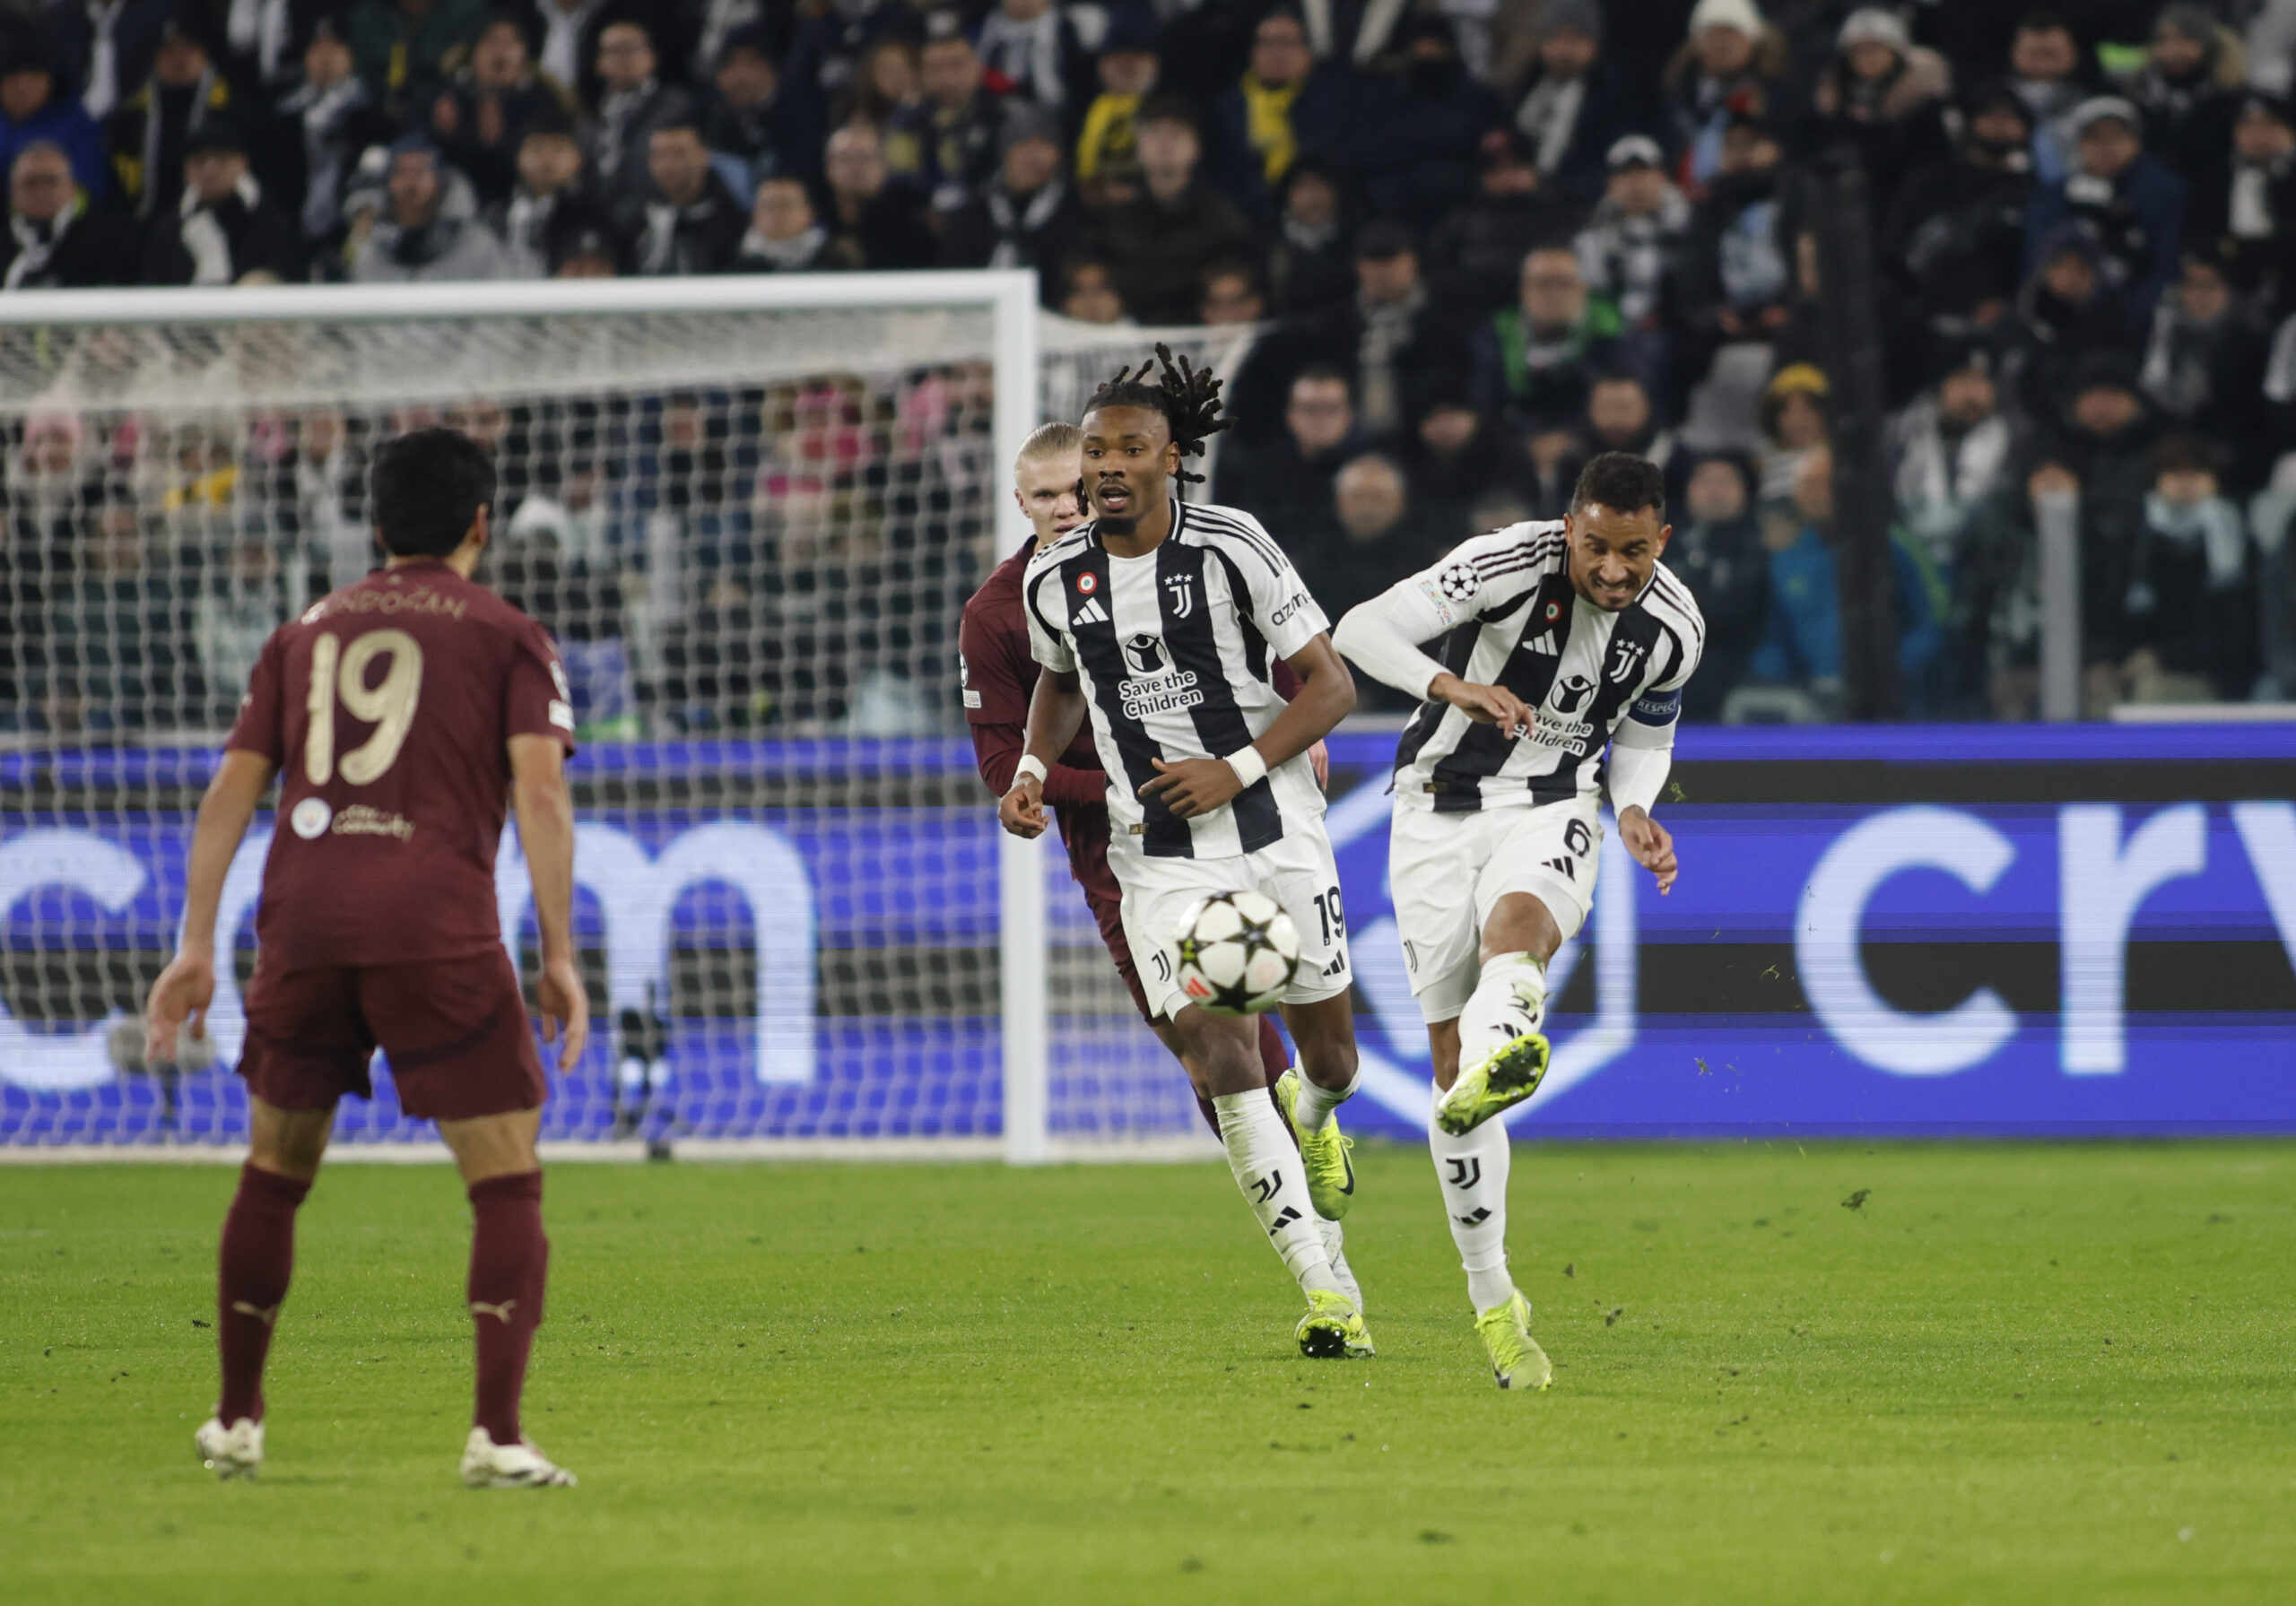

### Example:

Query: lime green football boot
xmin=1274 ymin=1070 xmax=1356 ymax=1220
xmin=1296 ymin=1288 xmax=1375 ymax=1359
xmin=1474 ymin=1290 xmax=1552 ymax=1391
xmin=1433 ymin=1032 xmax=1551 ymax=1136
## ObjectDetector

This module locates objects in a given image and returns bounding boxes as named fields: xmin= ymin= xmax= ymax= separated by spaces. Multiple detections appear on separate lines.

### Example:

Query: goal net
xmin=0 ymin=276 xmax=1257 ymax=1155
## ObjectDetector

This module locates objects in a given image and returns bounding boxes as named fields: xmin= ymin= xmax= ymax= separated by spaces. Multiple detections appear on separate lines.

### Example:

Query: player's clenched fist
xmin=534 ymin=954 xmax=590 ymax=1070
xmin=1429 ymin=673 xmax=1535 ymax=739
xmin=1618 ymin=805 xmax=1678 ymax=894
xmin=1000 ymin=774 xmax=1048 ymax=838
xmin=145 ymin=946 xmax=215 ymax=1063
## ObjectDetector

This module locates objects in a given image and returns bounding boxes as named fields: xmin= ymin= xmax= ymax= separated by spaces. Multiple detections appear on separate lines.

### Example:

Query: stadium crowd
xmin=4 ymin=0 xmax=2296 ymax=732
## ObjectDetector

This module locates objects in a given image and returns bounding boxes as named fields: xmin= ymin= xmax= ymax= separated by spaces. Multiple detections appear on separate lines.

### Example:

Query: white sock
xmin=1215 ymin=1091 xmax=1340 ymax=1296
xmin=1456 ymin=951 xmax=1546 ymax=1065
xmin=1292 ymin=1064 xmax=1358 ymax=1134
xmin=1429 ymin=1093 xmax=1514 ymax=1313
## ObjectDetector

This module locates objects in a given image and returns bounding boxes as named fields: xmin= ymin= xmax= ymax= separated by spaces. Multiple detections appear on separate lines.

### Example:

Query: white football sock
xmin=1429 ymin=1092 xmax=1514 ymax=1313
xmin=1215 ymin=1090 xmax=1341 ymax=1297
xmin=1292 ymin=1064 xmax=1357 ymax=1134
xmin=1456 ymin=951 xmax=1546 ymax=1065
xmin=1317 ymin=1218 xmax=1361 ymax=1312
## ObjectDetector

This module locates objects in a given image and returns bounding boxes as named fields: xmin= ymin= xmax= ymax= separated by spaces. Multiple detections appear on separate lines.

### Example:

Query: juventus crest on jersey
xmin=1391 ymin=520 xmax=1705 ymax=810
xmin=1023 ymin=501 xmax=1332 ymax=859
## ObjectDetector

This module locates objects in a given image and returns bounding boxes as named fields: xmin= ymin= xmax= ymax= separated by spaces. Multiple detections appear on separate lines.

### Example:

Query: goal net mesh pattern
xmin=0 ymin=293 xmax=1252 ymax=1150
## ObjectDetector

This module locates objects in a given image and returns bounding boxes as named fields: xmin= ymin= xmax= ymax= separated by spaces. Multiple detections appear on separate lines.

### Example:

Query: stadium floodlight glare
xmin=0 ymin=274 xmax=1256 ymax=1159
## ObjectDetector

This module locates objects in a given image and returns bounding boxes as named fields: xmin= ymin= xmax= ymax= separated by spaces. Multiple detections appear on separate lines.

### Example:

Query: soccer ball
xmin=1172 ymin=890 xmax=1300 ymax=1016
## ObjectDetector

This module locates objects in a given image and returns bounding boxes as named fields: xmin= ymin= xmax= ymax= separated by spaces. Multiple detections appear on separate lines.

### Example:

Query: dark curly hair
xmin=1083 ymin=343 xmax=1231 ymax=487
xmin=1570 ymin=450 xmax=1666 ymax=521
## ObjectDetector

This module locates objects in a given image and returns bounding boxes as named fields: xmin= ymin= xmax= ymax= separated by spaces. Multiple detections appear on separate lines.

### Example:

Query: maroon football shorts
xmin=238 ymin=947 xmax=547 ymax=1122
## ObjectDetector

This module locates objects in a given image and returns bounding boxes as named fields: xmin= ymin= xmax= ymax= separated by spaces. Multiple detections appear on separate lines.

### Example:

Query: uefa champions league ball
xmin=1171 ymin=890 xmax=1300 ymax=1016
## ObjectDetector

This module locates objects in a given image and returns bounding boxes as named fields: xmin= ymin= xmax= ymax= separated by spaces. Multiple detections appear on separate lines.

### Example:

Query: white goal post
xmin=0 ymin=273 xmax=1257 ymax=1159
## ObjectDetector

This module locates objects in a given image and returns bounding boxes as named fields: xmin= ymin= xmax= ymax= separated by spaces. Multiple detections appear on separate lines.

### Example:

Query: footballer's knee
xmin=1481 ymin=892 xmax=1562 ymax=965
xmin=1170 ymin=1008 xmax=1262 ymax=1098
xmin=439 ymin=1107 xmax=543 ymax=1186
xmin=1283 ymin=996 xmax=1357 ymax=1090
xmin=248 ymin=1097 xmax=332 ymax=1182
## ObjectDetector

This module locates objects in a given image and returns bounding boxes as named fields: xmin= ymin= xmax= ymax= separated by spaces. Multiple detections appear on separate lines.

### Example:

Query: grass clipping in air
xmin=4 ymin=1143 xmax=2291 ymax=1604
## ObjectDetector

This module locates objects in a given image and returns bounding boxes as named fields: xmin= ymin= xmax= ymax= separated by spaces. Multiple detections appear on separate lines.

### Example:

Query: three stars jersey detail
xmin=1023 ymin=501 xmax=1330 ymax=859
xmin=1373 ymin=521 xmax=1704 ymax=812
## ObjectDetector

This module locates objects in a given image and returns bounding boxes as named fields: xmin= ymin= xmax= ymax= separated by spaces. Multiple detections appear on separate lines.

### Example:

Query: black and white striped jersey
xmin=1022 ymin=501 xmax=1331 ymax=859
xmin=1361 ymin=520 xmax=1703 ymax=812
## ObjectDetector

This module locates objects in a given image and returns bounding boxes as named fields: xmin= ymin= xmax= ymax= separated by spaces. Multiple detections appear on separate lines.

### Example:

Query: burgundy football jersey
xmin=226 ymin=560 xmax=574 ymax=969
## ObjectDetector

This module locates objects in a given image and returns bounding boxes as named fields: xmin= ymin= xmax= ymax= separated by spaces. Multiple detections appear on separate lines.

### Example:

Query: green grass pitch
xmin=4 ymin=1142 xmax=2292 ymax=1604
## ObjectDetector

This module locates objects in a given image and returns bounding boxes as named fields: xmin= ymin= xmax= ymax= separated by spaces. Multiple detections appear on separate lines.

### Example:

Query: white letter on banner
xmin=498 ymin=820 xmax=818 ymax=1085
xmin=1796 ymin=807 xmax=2017 ymax=1075
xmin=2059 ymin=803 xmax=2206 ymax=1075
xmin=0 ymin=830 xmax=147 ymax=1090
xmin=2230 ymin=802 xmax=2296 ymax=976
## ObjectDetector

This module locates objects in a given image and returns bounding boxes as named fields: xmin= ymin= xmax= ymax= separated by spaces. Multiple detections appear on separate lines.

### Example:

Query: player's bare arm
xmin=1141 ymin=634 xmax=1354 ymax=820
xmin=1000 ymin=666 xmax=1091 ymax=838
xmin=509 ymin=733 xmax=587 ymax=1067
xmin=1426 ymin=673 xmax=1535 ymax=736
xmin=146 ymin=748 xmax=279 ymax=1062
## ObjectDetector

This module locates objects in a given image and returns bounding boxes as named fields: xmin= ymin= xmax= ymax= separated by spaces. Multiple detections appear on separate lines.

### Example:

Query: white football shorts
xmin=1109 ymin=821 xmax=1353 ymax=1020
xmin=1388 ymin=794 xmax=1602 ymax=1025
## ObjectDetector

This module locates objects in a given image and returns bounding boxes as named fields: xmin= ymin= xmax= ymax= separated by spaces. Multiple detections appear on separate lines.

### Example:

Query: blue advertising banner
xmin=2 ymin=725 xmax=2292 ymax=1144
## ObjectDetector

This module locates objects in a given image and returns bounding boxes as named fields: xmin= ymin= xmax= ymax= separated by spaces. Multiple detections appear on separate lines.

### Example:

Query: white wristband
xmin=1013 ymin=754 xmax=1048 ymax=787
xmin=1225 ymin=745 xmax=1269 ymax=790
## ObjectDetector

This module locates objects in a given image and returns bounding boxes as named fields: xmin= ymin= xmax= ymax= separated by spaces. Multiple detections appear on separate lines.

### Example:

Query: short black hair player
xmin=147 ymin=427 xmax=587 ymax=1486
xmin=1331 ymin=451 xmax=1700 ymax=1389
xmin=999 ymin=348 xmax=1375 ymax=1359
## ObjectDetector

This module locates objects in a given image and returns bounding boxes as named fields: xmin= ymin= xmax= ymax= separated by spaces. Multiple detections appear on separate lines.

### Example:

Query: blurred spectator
xmin=792 ymin=0 xmax=922 ymax=108
xmin=1665 ymin=0 xmax=1796 ymax=194
xmin=701 ymin=25 xmax=822 ymax=192
xmin=430 ymin=13 xmax=573 ymax=208
xmin=1197 ymin=260 xmax=1264 ymax=325
xmin=1884 ymin=79 xmax=2036 ymax=352
xmin=1343 ymin=13 xmax=1500 ymax=233
xmin=2138 ymin=255 xmax=2269 ymax=478
xmin=1570 ymin=372 xmax=1677 ymax=488
xmin=1805 ymin=8 xmax=1951 ymax=212
xmin=831 ymin=34 xmax=919 ymax=129
xmin=1472 ymin=243 xmax=1622 ymax=430
xmin=2 ymin=31 xmax=108 ymax=199
xmin=2087 ymin=433 xmax=2253 ymax=709
xmin=107 ymin=12 xmax=233 ymax=220
xmin=1508 ymin=0 xmax=1648 ymax=212
xmin=940 ymin=106 xmax=1086 ymax=287
xmin=269 ymin=18 xmax=396 ymax=254
xmin=1889 ymin=342 xmax=2012 ymax=569
xmin=1425 ymin=126 xmax=1562 ymax=317
xmin=1748 ymin=444 xmax=1947 ymax=716
xmin=1400 ymin=389 xmax=1509 ymax=538
xmin=630 ymin=120 xmax=745 ymax=275
xmin=2190 ymin=92 xmax=2296 ymax=305
xmin=2131 ymin=6 xmax=2239 ymax=197
xmin=2002 ymin=225 xmax=2133 ymax=423
xmin=1574 ymin=134 xmax=1690 ymax=395
xmin=821 ymin=119 xmax=932 ymax=269
xmin=143 ymin=120 xmax=305 ymax=283
xmin=43 ymin=0 xmax=170 ymax=124
xmin=349 ymin=136 xmax=511 ymax=281
xmin=2023 ymin=97 xmax=2186 ymax=325
xmin=1 ymin=141 xmax=135 ymax=288
xmin=1677 ymin=111 xmax=1793 ymax=387
xmin=974 ymin=0 xmax=1088 ymax=123
xmin=1095 ymin=97 xmax=1255 ymax=326
xmin=1057 ymin=256 xmax=1126 ymax=322
xmin=736 ymin=173 xmax=832 ymax=271
xmin=347 ymin=0 xmax=486 ymax=116
xmin=1210 ymin=8 xmax=1343 ymax=223
xmin=1754 ymin=361 xmax=1829 ymax=504
xmin=487 ymin=105 xmax=620 ymax=277
xmin=499 ymin=494 xmax=636 ymax=738
xmin=1213 ymin=364 xmax=1354 ymax=543
xmin=1667 ymin=449 xmax=1767 ymax=719
xmin=194 ymin=530 xmax=293 ymax=722
xmin=2005 ymin=11 xmax=2092 ymax=184
xmin=1264 ymin=156 xmax=1352 ymax=316
xmin=1314 ymin=452 xmax=1439 ymax=630
xmin=1074 ymin=9 xmax=1160 ymax=198
xmin=590 ymin=21 xmax=693 ymax=210
xmin=42 ymin=504 xmax=184 ymax=734
xmin=885 ymin=23 xmax=1006 ymax=217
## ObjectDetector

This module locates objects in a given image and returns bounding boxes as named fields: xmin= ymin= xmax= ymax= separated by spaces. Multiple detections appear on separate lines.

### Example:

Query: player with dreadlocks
xmin=1000 ymin=347 xmax=1376 ymax=1359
